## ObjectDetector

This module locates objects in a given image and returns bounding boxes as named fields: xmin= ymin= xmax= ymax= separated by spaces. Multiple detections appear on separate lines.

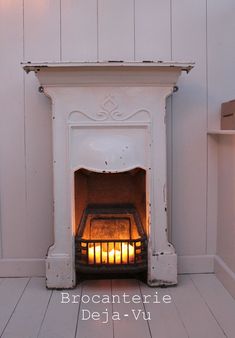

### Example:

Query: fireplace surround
xmin=24 ymin=62 xmax=193 ymax=288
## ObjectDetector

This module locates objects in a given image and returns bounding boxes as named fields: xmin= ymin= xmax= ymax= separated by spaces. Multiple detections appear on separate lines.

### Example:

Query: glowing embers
xmin=84 ymin=214 xmax=138 ymax=264
xmin=87 ymin=242 xmax=136 ymax=264
xmin=75 ymin=205 xmax=147 ymax=273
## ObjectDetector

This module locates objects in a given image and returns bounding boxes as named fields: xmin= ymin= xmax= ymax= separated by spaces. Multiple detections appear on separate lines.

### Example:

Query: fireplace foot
xmin=46 ymin=253 xmax=76 ymax=289
xmin=148 ymin=252 xmax=177 ymax=287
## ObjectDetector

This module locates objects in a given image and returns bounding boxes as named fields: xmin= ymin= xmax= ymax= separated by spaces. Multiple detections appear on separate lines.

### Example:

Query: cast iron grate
xmin=75 ymin=204 xmax=147 ymax=273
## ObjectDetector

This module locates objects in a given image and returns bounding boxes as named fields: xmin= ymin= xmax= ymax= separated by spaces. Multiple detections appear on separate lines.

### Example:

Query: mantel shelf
xmin=208 ymin=130 xmax=235 ymax=135
xmin=22 ymin=61 xmax=194 ymax=73
xmin=23 ymin=61 xmax=194 ymax=89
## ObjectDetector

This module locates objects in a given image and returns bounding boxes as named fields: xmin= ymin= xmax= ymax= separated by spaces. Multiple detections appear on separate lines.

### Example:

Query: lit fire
xmin=88 ymin=243 xmax=135 ymax=264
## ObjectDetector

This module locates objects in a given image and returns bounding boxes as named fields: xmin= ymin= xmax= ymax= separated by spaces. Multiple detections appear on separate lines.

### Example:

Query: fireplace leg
xmin=147 ymin=252 xmax=177 ymax=287
xmin=46 ymin=250 xmax=76 ymax=289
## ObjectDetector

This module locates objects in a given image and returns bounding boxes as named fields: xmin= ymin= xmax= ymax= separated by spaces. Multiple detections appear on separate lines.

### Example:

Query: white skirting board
xmin=0 ymin=255 xmax=214 ymax=277
xmin=215 ymin=255 xmax=235 ymax=299
xmin=178 ymin=255 xmax=214 ymax=274
xmin=0 ymin=259 xmax=45 ymax=277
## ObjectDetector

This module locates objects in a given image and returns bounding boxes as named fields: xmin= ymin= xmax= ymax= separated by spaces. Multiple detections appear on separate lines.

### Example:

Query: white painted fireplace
xmin=24 ymin=62 xmax=193 ymax=288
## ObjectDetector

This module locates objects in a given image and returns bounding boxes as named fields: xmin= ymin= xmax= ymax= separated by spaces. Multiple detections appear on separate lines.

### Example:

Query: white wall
xmin=207 ymin=0 xmax=235 ymax=297
xmin=0 ymin=0 xmax=234 ymax=276
xmin=216 ymin=137 xmax=235 ymax=298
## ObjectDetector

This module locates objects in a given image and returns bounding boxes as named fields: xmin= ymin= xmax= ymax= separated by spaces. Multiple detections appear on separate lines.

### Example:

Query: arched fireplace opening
xmin=74 ymin=168 xmax=147 ymax=275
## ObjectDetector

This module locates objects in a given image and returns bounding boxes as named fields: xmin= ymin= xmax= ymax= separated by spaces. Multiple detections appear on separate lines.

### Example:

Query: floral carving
xmin=101 ymin=95 xmax=118 ymax=114
xmin=68 ymin=95 xmax=150 ymax=123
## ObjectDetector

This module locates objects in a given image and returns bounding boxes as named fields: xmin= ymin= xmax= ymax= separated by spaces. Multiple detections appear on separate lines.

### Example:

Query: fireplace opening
xmin=74 ymin=168 xmax=147 ymax=274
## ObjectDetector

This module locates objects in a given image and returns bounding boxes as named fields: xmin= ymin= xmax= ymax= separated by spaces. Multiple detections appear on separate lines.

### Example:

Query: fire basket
xmin=75 ymin=205 xmax=147 ymax=273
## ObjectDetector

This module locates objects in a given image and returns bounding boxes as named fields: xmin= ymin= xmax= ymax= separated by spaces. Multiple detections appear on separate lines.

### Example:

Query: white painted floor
xmin=0 ymin=274 xmax=234 ymax=338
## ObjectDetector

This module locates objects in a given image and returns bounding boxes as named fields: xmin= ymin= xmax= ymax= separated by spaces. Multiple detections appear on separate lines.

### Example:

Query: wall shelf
xmin=208 ymin=130 xmax=235 ymax=135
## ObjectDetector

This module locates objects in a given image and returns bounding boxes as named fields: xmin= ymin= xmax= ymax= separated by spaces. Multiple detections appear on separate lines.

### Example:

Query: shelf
xmin=208 ymin=130 xmax=235 ymax=135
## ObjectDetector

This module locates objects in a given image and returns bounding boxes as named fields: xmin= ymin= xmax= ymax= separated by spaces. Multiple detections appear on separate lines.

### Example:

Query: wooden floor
xmin=0 ymin=274 xmax=235 ymax=338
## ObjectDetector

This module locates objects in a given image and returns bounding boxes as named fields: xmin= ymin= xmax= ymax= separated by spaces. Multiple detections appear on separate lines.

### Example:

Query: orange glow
xmin=88 ymin=243 xmax=135 ymax=264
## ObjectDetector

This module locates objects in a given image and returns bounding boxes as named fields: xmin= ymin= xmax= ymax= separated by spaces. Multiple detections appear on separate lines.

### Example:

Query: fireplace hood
xmin=23 ymin=61 xmax=194 ymax=288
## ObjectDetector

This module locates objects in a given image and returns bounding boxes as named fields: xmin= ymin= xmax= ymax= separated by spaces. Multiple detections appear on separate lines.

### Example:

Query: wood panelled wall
xmin=0 ymin=0 xmax=234 ymax=275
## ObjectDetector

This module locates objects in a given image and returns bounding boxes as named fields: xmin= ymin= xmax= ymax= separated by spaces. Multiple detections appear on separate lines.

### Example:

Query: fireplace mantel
xmin=23 ymin=61 xmax=193 ymax=86
xmin=23 ymin=61 xmax=193 ymax=71
xmin=24 ymin=61 xmax=193 ymax=288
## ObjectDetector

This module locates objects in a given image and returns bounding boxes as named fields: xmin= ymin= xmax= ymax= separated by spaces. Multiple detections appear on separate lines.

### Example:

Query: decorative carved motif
xmin=68 ymin=109 xmax=150 ymax=123
xmin=68 ymin=95 xmax=151 ymax=123
xmin=68 ymin=110 xmax=108 ymax=122
xmin=101 ymin=95 xmax=118 ymax=113
xmin=110 ymin=109 xmax=150 ymax=121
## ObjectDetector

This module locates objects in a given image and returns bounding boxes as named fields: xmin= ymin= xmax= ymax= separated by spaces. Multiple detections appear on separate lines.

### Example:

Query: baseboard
xmin=214 ymin=255 xmax=235 ymax=299
xmin=178 ymin=255 xmax=214 ymax=274
xmin=0 ymin=259 xmax=45 ymax=277
xmin=0 ymin=255 xmax=214 ymax=277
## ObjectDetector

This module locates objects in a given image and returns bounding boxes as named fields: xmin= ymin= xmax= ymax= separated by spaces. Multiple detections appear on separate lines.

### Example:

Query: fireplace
xmin=23 ymin=62 xmax=193 ymax=288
